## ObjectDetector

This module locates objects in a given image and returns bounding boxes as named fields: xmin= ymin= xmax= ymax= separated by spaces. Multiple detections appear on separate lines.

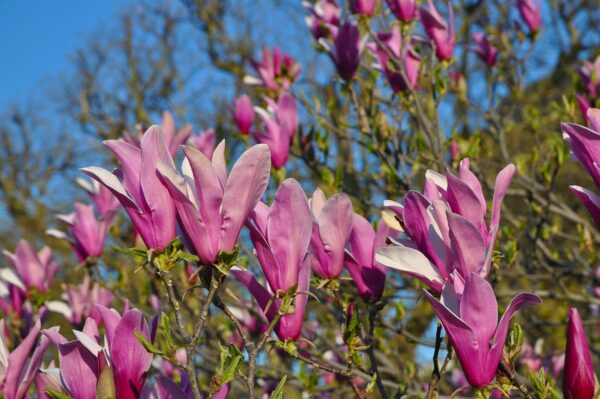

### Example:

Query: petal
xmin=276 ymin=257 xmax=310 ymax=340
xmin=459 ymin=274 xmax=498 ymax=353
xmin=489 ymin=164 xmax=516 ymax=230
xmin=457 ymin=159 xmax=486 ymax=214
xmin=57 ymin=341 xmax=99 ymax=399
xmin=446 ymin=172 xmax=485 ymax=234
xmin=103 ymin=139 xmax=144 ymax=207
xmin=266 ymin=179 xmax=312 ymax=291
xmin=94 ymin=304 xmax=122 ymax=349
xmin=111 ymin=309 xmax=153 ymax=399
xmin=375 ymin=245 xmax=443 ymax=292
xmin=561 ymin=123 xmax=600 ymax=186
xmin=5 ymin=321 xmax=43 ymax=398
xmin=570 ymin=185 xmax=600 ymax=231
xmin=310 ymin=188 xmax=328 ymax=217
xmin=220 ymin=144 xmax=271 ymax=252
xmin=447 ymin=212 xmax=486 ymax=278
xmin=231 ymin=268 xmax=277 ymax=322
xmin=211 ymin=140 xmax=228 ymax=188
xmin=347 ymin=214 xmax=376 ymax=267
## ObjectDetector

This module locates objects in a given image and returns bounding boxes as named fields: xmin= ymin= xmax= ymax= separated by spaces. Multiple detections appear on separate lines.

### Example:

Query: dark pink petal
xmin=489 ymin=164 xmax=516 ymax=230
xmin=447 ymin=213 xmax=486 ymax=278
xmin=563 ymin=308 xmax=595 ymax=399
xmin=459 ymin=274 xmax=498 ymax=355
xmin=103 ymin=139 xmax=144 ymax=207
xmin=58 ymin=341 xmax=99 ymax=399
xmin=570 ymin=185 xmax=600 ymax=231
xmin=446 ymin=172 xmax=485 ymax=234
xmin=220 ymin=144 xmax=271 ymax=252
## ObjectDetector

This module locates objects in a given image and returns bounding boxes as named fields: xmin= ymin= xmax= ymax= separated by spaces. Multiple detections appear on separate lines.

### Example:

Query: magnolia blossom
xmin=516 ymin=0 xmax=542 ymax=33
xmin=233 ymin=95 xmax=255 ymax=135
xmin=562 ymin=110 xmax=600 ymax=230
xmin=2 ymin=239 xmax=58 ymax=296
xmin=349 ymin=0 xmax=377 ymax=16
xmin=320 ymin=21 xmax=365 ymax=81
xmin=563 ymin=308 xmax=595 ymax=399
xmin=420 ymin=0 xmax=455 ymax=61
xmin=158 ymin=142 xmax=271 ymax=264
xmin=425 ymin=273 xmax=541 ymax=387
xmin=0 ymin=320 xmax=52 ymax=399
xmin=188 ymin=128 xmax=216 ymax=159
xmin=385 ymin=0 xmax=417 ymax=22
xmin=304 ymin=0 xmax=340 ymax=40
xmin=233 ymin=179 xmax=312 ymax=340
xmin=345 ymin=215 xmax=390 ymax=301
xmin=579 ymin=56 xmax=600 ymax=99
xmin=309 ymin=188 xmax=354 ymax=279
xmin=43 ymin=306 xmax=154 ymax=399
xmin=47 ymin=202 xmax=115 ymax=263
xmin=253 ymin=93 xmax=299 ymax=169
xmin=82 ymin=126 xmax=177 ymax=250
xmin=244 ymin=47 xmax=301 ymax=91
xmin=377 ymin=159 xmax=515 ymax=292
xmin=471 ymin=33 xmax=498 ymax=67
xmin=370 ymin=27 xmax=421 ymax=93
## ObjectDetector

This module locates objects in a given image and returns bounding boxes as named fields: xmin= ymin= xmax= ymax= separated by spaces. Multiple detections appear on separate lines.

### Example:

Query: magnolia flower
xmin=304 ymin=0 xmax=340 ymax=40
xmin=188 ymin=128 xmax=216 ymax=159
xmin=369 ymin=27 xmax=421 ymax=93
xmin=233 ymin=95 xmax=255 ymax=135
xmin=377 ymin=159 xmax=515 ymax=292
xmin=233 ymin=179 xmax=312 ymax=340
xmin=471 ymin=33 xmax=498 ymax=67
xmin=320 ymin=22 xmax=365 ymax=81
xmin=158 ymin=142 xmax=271 ymax=264
xmin=563 ymin=308 xmax=595 ymax=399
xmin=420 ymin=0 xmax=455 ymax=61
xmin=516 ymin=0 xmax=542 ymax=33
xmin=253 ymin=93 xmax=299 ymax=169
xmin=424 ymin=273 xmax=541 ymax=387
xmin=385 ymin=0 xmax=417 ymax=22
xmin=345 ymin=215 xmax=389 ymax=301
xmin=59 ymin=275 xmax=114 ymax=325
xmin=82 ymin=126 xmax=177 ymax=250
xmin=579 ymin=56 xmax=600 ymax=99
xmin=76 ymin=177 xmax=119 ymax=216
xmin=43 ymin=306 xmax=154 ymax=399
xmin=309 ymin=188 xmax=354 ymax=279
xmin=1 ymin=320 xmax=52 ymax=399
xmin=2 ymin=239 xmax=58 ymax=295
xmin=244 ymin=47 xmax=301 ymax=91
xmin=562 ymin=110 xmax=600 ymax=230
xmin=47 ymin=202 xmax=115 ymax=263
xmin=349 ymin=0 xmax=377 ymax=16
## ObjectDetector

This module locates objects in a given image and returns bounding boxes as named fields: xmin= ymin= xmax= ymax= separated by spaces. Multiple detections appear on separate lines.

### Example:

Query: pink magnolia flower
xmin=0 ymin=320 xmax=53 ymax=399
xmin=516 ymin=0 xmax=542 ymax=33
xmin=349 ymin=0 xmax=377 ymax=16
xmin=157 ymin=142 xmax=271 ymax=264
xmin=304 ymin=0 xmax=340 ymax=40
xmin=425 ymin=273 xmax=541 ymax=387
xmin=47 ymin=202 xmax=115 ymax=263
xmin=244 ymin=47 xmax=301 ymax=91
xmin=253 ymin=93 xmax=298 ymax=169
xmin=188 ymin=128 xmax=216 ymax=159
xmin=233 ymin=95 xmax=255 ymax=135
xmin=345 ymin=215 xmax=390 ymax=301
xmin=82 ymin=126 xmax=177 ymax=250
xmin=577 ymin=95 xmax=592 ymax=123
xmin=369 ymin=27 xmax=421 ymax=92
xmin=309 ymin=188 xmax=354 ymax=279
xmin=377 ymin=159 xmax=516 ymax=292
xmin=321 ymin=21 xmax=365 ymax=81
xmin=65 ymin=275 xmax=114 ymax=325
xmin=420 ymin=0 xmax=455 ymax=61
xmin=43 ymin=306 xmax=155 ymax=399
xmin=385 ymin=0 xmax=417 ymax=22
xmin=564 ymin=308 xmax=595 ymax=399
xmin=471 ymin=33 xmax=498 ymax=67
xmin=233 ymin=179 xmax=312 ymax=340
xmin=76 ymin=177 xmax=120 ymax=216
xmin=562 ymin=110 xmax=600 ymax=230
xmin=2 ymin=239 xmax=58 ymax=295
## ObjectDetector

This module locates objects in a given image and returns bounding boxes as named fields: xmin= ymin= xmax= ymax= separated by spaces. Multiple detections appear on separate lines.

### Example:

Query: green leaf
xmin=45 ymin=388 xmax=74 ymax=399
xmin=161 ymin=312 xmax=175 ymax=350
xmin=366 ymin=373 xmax=378 ymax=395
xmin=222 ymin=353 xmax=242 ymax=384
xmin=96 ymin=365 xmax=117 ymax=399
xmin=269 ymin=375 xmax=287 ymax=399
xmin=134 ymin=331 xmax=164 ymax=356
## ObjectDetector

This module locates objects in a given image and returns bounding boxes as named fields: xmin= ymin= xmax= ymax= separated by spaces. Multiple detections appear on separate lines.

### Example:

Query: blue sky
xmin=0 ymin=1 xmax=131 ymax=107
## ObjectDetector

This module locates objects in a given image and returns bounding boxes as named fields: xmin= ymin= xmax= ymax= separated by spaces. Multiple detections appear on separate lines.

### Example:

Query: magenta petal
xmin=570 ymin=185 xmax=600 ymax=231
xmin=232 ymin=269 xmax=277 ymax=322
xmin=489 ymin=164 xmax=516 ymax=230
xmin=58 ymin=341 xmax=99 ymax=399
xmin=220 ymin=144 xmax=271 ymax=252
xmin=4 ymin=321 xmax=42 ymax=398
xmin=111 ymin=309 xmax=153 ymax=399
xmin=446 ymin=172 xmax=485 ymax=234
xmin=276 ymin=257 xmax=310 ymax=340
xmin=347 ymin=214 xmax=376 ymax=267
xmin=104 ymin=139 xmax=144 ymax=206
xmin=447 ymin=213 xmax=486 ymax=278
xmin=267 ymin=179 xmax=312 ymax=291
xmin=564 ymin=308 xmax=595 ymax=399
xmin=458 ymin=159 xmax=486 ymax=214
xmin=459 ymin=274 xmax=498 ymax=353
xmin=95 ymin=304 xmax=122 ymax=349
xmin=561 ymin=123 xmax=600 ymax=186
xmin=247 ymin=203 xmax=282 ymax=293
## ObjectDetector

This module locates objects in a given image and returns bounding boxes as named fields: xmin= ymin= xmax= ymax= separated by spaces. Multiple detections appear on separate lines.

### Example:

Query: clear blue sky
xmin=0 ymin=1 xmax=130 ymax=107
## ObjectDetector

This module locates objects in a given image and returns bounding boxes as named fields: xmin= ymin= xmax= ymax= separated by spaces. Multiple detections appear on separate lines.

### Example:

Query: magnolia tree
xmin=2 ymin=0 xmax=600 ymax=398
